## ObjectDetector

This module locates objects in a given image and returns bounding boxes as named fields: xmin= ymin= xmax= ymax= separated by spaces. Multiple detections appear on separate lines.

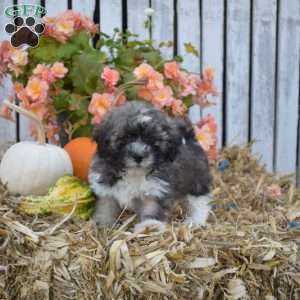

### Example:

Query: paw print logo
xmin=5 ymin=16 xmax=45 ymax=48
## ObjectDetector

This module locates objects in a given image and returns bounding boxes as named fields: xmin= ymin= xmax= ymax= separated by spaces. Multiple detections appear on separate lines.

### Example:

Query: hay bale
xmin=0 ymin=145 xmax=299 ymax=299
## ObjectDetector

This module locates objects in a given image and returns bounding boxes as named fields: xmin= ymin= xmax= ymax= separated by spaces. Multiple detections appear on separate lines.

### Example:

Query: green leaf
xmin=159 ymin=41 xmax=173 ymax=48
xmin=114 ymin=48 xmax=142 ymax=70
xmin=184 ymin=42 xmax=199 ymax=57
xmin=69 ymin=94 xmax=90 ymax=113
xmin=73 ymin=125 xmax=93 ymax=138
xmin=69 ymin=50 xmax=106 ymax=94
xmin=121 ymin=30 xmax=139 ymax=39
xmin=173 ymin=55 xmax=183 ymax=63
xmin=53 ymin=90 xmax=72 ymax=112
xmin=182 ymin=95 xmax=193 ymax=108
xmin=29 ymin=32 xmax=92 ymax=64
xmin=144 ymin=19 xmax=151 ymax=29
xmin=69 ymin=31 xmax=91 ymax=49
xmin=141 ymin=50 xmax=163 ymax=67
xmin=122 ymin=72 xmax=139 ymax=99
xmin=30 ymin=37 xmax=74 ymax=63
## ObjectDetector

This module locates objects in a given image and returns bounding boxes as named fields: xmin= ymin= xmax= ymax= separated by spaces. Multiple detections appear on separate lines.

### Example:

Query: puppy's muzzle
xmin=126 ymin=142 xmax=150 ymax=164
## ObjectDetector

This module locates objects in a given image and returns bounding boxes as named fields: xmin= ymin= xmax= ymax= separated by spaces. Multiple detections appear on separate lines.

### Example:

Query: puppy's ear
xmin=92 ymin=123 xmax=104 ymax=143
xmin=174 ymin=117 xmax=196 ymax=141
xmin=92 ymin=119 xmax=111 ymax=153
xmin=161 ymin=117 xmax=190 ymax=162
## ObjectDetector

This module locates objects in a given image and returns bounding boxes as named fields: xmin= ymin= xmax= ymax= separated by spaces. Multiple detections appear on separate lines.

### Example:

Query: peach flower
xmin=203 ymin=66 xmax=215 ymax=81
xmin=179 ymin=72 xmax=199 ymax=97
xmin=1 ymin=104 xmax=12 ymax=120
xmin=134 ymin=63 xmax=164 ymax=90
xmin=134 ymin=63 xmax=155 ymax=79
xmin=196 ymin=80 xmax=217 ymax=98
xmin=101 ymin=67 xmax=120 ymax=88
xmin=56 ymin=19 xmax=75 ymax=36
xmin=63 ymin=10 xmax=82 ymax=28
xmin=0 ymin=41 xmax=12 ymax=62
xmin=43 ymin=16 xmax=55 ymax=25
xmin=195 ymin=125 xmax=214 ymax=152
xmin=44 ymin=25 xmax=67 ymax=43
xmin=138 ymin=87 xmax=153 ymax=102
xmin=147 ymin=73 xmax=164 ymax=90
xmin=14 ymin=82 xmax=30 ymax=106
xmin=10 ymin=48 xmax=28 ymax=66
xmin=6 ymin=47 xmax=28 ymax=76
xmin=33 ymin=64 xmax=55 ymax=83
xmin=43 ymin=11 xmax=98 ymax=43
xmin=80 ymin=15 xmax=98 ymax=33
xmin=164 ymin=61 xmax=180 ymax=80
xmin=28 ymin=103 xmax=49 ymax=119
xmin=171 ymin=99 xmax=187 ymax=117
xmin=195 ymin=114 xmax=217 ymax=161
xmin=193 ymin=66 xmax=218 ymax=107
xmin=25 ymin=77 xmax=49 ymax=101
xmin=151 ymin=86 xmax=174 ymax=109
xmin=0 ymin=41 xmax=28 ymax=77
xmin=88 ymin=93 xmax=113 ymax=124
xmin=51 ymin=62 xmax=68 ymax=79
xmin=63 ymin=11 xmax=98 ymax=33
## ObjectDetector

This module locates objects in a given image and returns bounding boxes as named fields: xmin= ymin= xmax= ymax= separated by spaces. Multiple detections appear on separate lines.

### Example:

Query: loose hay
xmin=0 ymin=145 xmax=300 ymax=299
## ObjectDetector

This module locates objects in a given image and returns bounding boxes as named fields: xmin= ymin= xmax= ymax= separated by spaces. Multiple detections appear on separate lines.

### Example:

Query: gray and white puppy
xmin=89 ymin=101 xmax=212 ymax=231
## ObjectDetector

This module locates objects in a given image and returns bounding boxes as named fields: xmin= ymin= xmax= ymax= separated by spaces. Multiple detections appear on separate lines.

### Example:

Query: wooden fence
xmin=0 ymin=0 xmax=300 ymax=184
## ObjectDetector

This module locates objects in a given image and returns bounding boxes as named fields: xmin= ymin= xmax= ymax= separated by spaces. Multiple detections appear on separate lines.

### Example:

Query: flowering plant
xmin=0 ymin=10 xmax=218 ymax=160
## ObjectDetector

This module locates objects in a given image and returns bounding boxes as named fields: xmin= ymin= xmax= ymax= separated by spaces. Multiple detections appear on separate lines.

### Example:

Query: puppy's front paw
xmin=185 ymin=194 xmax=212 ymax=226
xmin=92 ymin=215 xmax=115 ymax=227
xmin=184 ymin=217 xmax=206 ymax=227
xmin=134 ymin=219 xmax=166 ymax=233
xmin=92 ymin=196 xmax=121 ymax=227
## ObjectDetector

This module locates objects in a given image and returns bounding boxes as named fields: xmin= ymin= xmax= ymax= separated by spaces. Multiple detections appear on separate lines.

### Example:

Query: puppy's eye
xmin=116 ymin=139 xmax=125 ymax=147
xmin=125 ymin=133 xmax=138 ymax=140
xmin=102 ymin=137 xmax=110 ymax=146
xmin=144 ymin=136 xmax=156 ymax=144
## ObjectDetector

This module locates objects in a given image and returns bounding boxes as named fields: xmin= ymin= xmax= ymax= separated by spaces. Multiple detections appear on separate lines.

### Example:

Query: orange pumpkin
xmin=64 ymin=137 xmax=97 ymax=181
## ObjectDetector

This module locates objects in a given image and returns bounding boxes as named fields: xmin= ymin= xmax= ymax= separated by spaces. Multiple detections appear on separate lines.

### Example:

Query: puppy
xmin=89 ymin=101 xmax=212 ymax=231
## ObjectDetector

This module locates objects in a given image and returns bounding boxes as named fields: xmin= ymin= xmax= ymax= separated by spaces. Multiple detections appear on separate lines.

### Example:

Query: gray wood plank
xmin=72 ymin=0 xmax=96 ymax=19
xmin=226 ymin=0 xmax=251 ymax=146
xmin=251 ymin=0 xmax=277 ymax=171
xmin=177 ymin=0 xmax=201 ymax=124
xmin=202 ymin=0 xmax=224 ymax=147
xmin=0 ymin=0 xmax=12 ymax=42
xmin=0 ymin=0 xmax=16 ymax=143
xmin=100 ymin=0 xmax=122 ymax=36
xmin=275 ymin=0 xmax=300 ymax=175
xmin=45 ymin=0 xmax=68 ymax=16
xmin=0 ymin=77 xmax=15 ymax=142
xmin=177 ymin=0 xmax=200 ymax=73
xmin=151 ymin=0 xmax=174 ymax=59
xmin=127 ymin=0 xmax=150 ymax=40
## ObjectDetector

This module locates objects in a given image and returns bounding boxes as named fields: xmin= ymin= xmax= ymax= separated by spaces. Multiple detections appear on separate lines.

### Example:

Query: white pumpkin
xmin=0 ymin=100 xmax=73 ymax=196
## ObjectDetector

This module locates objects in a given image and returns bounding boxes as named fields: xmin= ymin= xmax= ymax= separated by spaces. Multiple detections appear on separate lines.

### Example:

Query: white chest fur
xmin=89 ymin=169 xmax=169 ymax=209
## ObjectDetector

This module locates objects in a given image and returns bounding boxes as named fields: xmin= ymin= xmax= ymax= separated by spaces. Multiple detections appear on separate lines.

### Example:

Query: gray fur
xmin=89 ymin=101 xmax=212 ymax=226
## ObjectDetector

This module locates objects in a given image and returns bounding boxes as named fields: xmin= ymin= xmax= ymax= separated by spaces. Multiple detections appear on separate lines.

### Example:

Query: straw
xmin=0 ymin=145 xmax=299 ymax=299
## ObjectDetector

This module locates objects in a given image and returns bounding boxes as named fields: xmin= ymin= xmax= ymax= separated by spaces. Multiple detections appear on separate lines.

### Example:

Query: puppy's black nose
xmin=132 ymin=153 xmax=143 ymax=163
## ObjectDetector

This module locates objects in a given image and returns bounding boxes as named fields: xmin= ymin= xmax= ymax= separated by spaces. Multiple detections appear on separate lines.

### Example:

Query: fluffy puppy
xmin=89 ymin=101 xmax=212 ymax=231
